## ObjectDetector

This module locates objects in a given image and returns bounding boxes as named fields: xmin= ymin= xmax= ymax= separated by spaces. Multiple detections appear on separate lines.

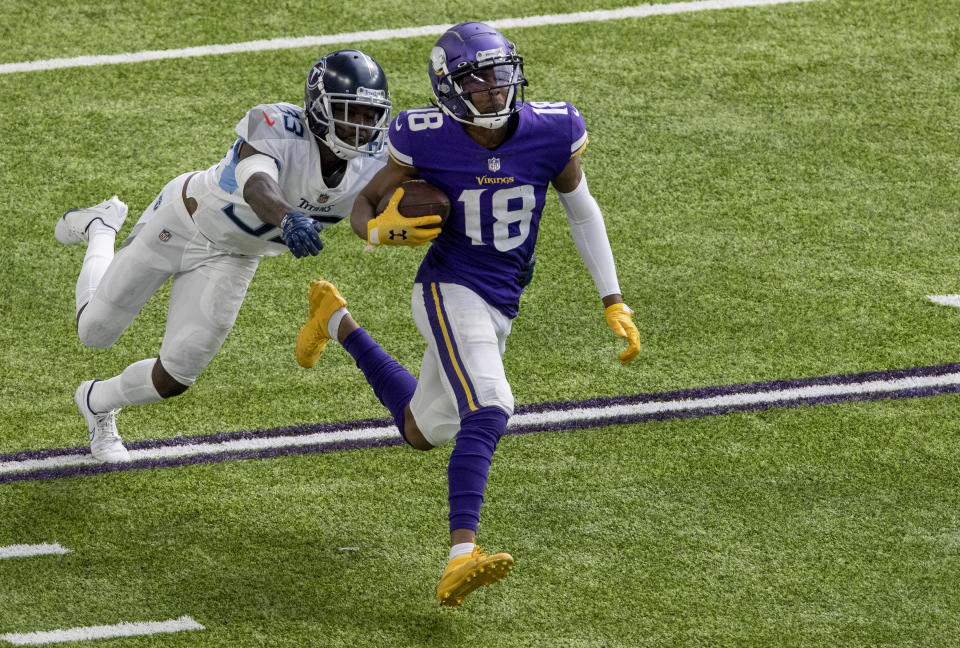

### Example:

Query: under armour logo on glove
xmin=366 ymin=187 xmax=441 ymax=247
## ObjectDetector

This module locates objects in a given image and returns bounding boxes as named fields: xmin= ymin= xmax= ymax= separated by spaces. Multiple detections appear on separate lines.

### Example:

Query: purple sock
xmin=447 ymin=407 xmax=509 ymax=533
xmin=341 ymin=328 xmax=418 ymax=440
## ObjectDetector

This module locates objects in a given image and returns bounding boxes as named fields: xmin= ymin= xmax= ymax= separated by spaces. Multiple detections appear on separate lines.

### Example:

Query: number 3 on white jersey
xmin=459 ymin=185 xmax=535 ymax=252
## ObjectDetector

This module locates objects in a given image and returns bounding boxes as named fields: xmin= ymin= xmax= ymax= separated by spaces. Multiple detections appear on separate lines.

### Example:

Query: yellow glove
xmin=367 ymin=187 xmax=442 ymax=246
xmin=604 ymin=303 xmax=642 ymax=365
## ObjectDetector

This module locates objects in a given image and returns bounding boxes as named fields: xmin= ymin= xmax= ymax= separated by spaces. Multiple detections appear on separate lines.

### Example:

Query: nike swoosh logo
xmin=263 ymin=112 xmax=276 ymax=126
xmin=394 ymin=120 xmax=403 ymax=131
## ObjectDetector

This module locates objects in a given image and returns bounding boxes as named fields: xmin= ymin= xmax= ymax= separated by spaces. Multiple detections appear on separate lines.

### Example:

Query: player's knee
xmin=477 ymin=380 xmax=515 ymax=419
xmin=76 ymin=311 xmax=122 ymax=349
xmin=486 ymin=396 xmax=514 ymax=418
xmin=403 ymin=408 xmax=434 ymax=451
xmin=151 ymin=358 xmax=191 ymax=399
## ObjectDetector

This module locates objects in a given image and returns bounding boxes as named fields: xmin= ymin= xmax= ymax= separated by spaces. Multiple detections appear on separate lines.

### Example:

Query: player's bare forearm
xmin=602 ymin=293 xmax=623 ymax=307
xmin=350 ymin=190 xmax=377 ymax=239
xmin=244 ymin=174 xmax=297 ymax=227
xmin=551 ymin=155 xmax=583 ymax=193
xmin=351 ymin=157 xmax=420 ymax=240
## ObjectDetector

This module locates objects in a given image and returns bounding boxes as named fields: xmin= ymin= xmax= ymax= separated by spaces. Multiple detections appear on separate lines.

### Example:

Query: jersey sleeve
xmin=567 ymin=103 xmax=588 ymax=158
xmin=385 ymin=111 xmax=415 ymax=167
xmin=235 ymin=103 xmax=306 ymax=165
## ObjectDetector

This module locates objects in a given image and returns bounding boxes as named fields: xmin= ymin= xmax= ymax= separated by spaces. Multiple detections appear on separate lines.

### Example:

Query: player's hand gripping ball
xmin=368 ymin=180 xmax=450 ymax=246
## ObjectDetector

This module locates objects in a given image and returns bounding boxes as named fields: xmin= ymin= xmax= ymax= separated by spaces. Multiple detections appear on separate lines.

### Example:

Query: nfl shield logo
xmin=316 ymin=193 xmax=329 ymax=204
xmin=488 ymin=157 xmax=501 ymax=172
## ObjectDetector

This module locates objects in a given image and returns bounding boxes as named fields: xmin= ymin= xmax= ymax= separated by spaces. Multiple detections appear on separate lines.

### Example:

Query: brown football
xmin=376 ymin=179 xmax=450 ymax=228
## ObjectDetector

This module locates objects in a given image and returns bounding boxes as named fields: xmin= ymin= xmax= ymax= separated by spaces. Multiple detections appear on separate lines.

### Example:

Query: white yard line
xmin=0 ymin=544 xmax=71 ymax=560
xmin=0 ymin=0 xmax=817 ymax=75
xmin=3 ymin=370 xmax=958 ymax=477
xmin=0 ymin=426 xmax=397 ymax=475
xmin=507 ymin=372 xmax=960 ymax=426
xmin=0 ymin=616 xmax=203 ymax=646
xmin=927 ymin=295 xmax=960 ymax=308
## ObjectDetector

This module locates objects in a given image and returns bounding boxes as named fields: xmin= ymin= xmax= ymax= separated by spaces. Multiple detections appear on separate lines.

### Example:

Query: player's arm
xmin=236 ymin=140 xmax=322 ymax=258
xmin=350 ymin=156 xmax=441 ymax=246
xmin=552 ymin=155 xmax=641 ymax=365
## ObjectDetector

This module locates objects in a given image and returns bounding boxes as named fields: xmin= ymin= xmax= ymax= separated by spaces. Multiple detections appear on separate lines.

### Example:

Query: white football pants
xmin=409 ymin=282 xmax=515 ymax=446
xmin=77 ymin=172 xmax=260 ymax=385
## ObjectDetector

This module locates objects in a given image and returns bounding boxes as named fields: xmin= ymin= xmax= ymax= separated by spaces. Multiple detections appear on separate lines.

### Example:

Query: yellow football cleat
xmin=295 ymin=280 xmax=347 ymax=368
xmin=436 ymin=546 xmax=514 ymax=608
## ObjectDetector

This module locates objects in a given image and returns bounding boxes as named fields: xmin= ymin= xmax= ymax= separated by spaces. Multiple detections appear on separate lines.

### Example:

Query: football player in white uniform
xmin=56 ymin=49 xmax=392 ymax=462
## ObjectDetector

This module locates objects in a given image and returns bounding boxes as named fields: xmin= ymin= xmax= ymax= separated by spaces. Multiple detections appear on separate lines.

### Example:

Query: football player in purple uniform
xmin=296 ymin=23 xmax=641 ymax=607
xmin=56 ymin=50 xmax=391 ymax=462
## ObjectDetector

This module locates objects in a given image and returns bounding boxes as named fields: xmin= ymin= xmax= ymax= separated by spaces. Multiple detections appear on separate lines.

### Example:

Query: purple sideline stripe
xmin=2 ymin=362 xmax=959 ymax=485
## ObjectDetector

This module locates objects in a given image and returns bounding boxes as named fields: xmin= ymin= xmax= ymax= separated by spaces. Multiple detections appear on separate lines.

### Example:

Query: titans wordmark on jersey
xmin=387 ymin=101 xmax=588 ymax=318
xmin=190 ymin=102 xmax=387 ymax=257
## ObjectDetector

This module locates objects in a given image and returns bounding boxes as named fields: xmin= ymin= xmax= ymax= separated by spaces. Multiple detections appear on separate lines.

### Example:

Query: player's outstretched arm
xmin=236 ymin=141 xmax=323 ymax=258
xmin=553 ymin=156 xmax=641 ymax=365
xmin=350 ymin=158 xmax=440 ymax=246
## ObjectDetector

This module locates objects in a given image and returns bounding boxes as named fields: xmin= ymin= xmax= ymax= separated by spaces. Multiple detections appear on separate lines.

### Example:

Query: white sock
xmin=449 ymin=542 xmax=475 ymax=561
xmin=89 ymin=358 xmax=163 ymax=412
xmin=75 ymin=222 xmax=116 ymax=316
xmin=327 ymin=306 xmax=349 ymax=341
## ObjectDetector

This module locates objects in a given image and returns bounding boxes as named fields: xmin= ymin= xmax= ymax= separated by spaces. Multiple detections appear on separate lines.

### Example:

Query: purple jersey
xmin=387 ymin=101 xmax=588 ymax=318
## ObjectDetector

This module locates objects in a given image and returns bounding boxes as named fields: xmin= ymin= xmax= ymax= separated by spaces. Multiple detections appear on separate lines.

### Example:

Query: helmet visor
xmin=448 ymin=60 xmax=525 ymax=123
xmin=453 ymin=61 xmax=522 ymax=94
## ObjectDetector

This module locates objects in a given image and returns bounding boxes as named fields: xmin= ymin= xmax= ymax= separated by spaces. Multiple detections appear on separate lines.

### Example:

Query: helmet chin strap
xmin=325 ymin=132 xmax=362 ymax=160
xmin=440 ymin=84 xmax=515 ymax=130
xmin=468 ymin=84 xmax=516 ymax=129
xmin=471 ymin=114 xmax=510 ymax=129
xmin=438 ymin=102 xmax=509 ymax=130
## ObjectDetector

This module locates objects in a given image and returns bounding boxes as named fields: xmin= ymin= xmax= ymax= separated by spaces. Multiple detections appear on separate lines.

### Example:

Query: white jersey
xmin=189 ymin=102 xmax=386 ymax=257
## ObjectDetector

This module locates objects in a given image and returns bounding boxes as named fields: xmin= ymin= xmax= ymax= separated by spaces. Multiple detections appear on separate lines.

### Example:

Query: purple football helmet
xmin=429 ymin=22 xmax=527 ymax=130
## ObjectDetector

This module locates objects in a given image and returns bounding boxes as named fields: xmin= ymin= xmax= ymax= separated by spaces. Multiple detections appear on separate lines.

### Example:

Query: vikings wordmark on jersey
xmin=387 ymin=101 xmax=588 ymax=317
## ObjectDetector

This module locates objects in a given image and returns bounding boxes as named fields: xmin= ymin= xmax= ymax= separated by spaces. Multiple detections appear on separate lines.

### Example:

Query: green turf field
xmin=2 ymin=0 xmax=960 ymax=645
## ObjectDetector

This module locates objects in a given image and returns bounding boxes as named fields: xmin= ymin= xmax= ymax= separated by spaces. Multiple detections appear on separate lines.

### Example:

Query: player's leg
xmin=81 ymin=245 xmax=257 ymax=464
xmin=74 ymin=176 xmax=194 ymax=349
xmin=55 ymin=196 xmax=129 ymax=323
xmin=69 ymin=186 xmax=188 ymax=461
xmin=298 ymin=280 xmax=514 ymax=605
xmin=296 ymin=280 xmax=426 ymax=448
xmin=412 ymin=282 xmax=516 ymax=607
xmin=155 ymin=251 xmax=259 ymax=393
xmin=72 ymin=173 xmax=219 ymax=462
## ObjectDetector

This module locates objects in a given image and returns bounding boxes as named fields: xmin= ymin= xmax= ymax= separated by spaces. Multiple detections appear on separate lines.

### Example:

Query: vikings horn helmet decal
xmin=429 ymin=22 xmax=527 ymax=130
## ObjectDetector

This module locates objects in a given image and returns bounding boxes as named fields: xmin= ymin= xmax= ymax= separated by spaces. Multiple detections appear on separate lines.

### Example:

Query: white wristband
xmin=235 ymin=153 xmax=279 ymax=194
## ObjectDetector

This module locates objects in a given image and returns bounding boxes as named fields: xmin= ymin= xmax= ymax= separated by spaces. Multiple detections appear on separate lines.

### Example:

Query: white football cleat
xmin=55 ymin=195 xmax=128 ymax=245
xmin=74 ymin=380 xmax=131 ymax=463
